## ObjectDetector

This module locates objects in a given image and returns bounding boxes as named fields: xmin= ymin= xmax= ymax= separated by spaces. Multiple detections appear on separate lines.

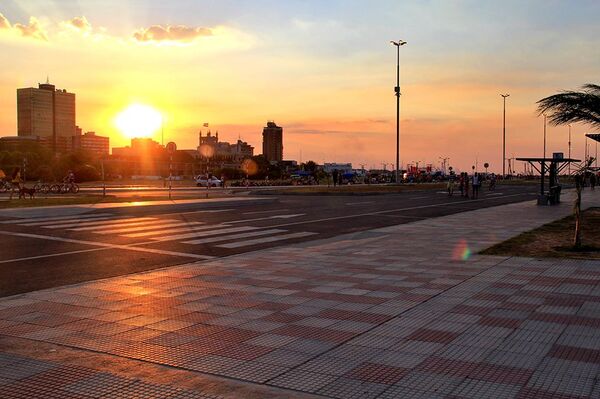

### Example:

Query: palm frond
xmin=536 ymin=83 xmax=600 ymax=129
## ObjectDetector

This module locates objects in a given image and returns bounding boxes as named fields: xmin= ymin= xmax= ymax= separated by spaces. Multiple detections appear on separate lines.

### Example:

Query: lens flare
xmin=452 ymin=239 xmax=472 ymax=261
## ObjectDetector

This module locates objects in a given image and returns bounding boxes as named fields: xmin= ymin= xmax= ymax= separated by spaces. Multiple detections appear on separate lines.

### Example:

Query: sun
xmin=115 ymin=104 xmax=163 ymax=139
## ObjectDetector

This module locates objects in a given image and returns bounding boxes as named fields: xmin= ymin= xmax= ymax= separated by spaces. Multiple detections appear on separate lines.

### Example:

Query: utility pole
xmin=501 ymin=94 xmax=510 ymax=177
xmin=391 ymin=40 xmax=407 ymax=184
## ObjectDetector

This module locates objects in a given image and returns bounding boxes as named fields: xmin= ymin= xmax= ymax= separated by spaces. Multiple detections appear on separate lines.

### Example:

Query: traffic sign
xmin=166 ymin=142 xmax=177 ymax=153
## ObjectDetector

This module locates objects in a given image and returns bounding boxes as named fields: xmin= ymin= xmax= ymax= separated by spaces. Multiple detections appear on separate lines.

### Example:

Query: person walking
xmin=472 ymin=173 xmax=481 ymax=199
xmin=9 ymin=167 xmax=22 ymax=200
xmin=447 ymin=175 xmax=455 ymax=196
xmin=332 ymin=169 xmax=338 ymax=187
xmin=463 ymin=172 xmax=470 ymax=198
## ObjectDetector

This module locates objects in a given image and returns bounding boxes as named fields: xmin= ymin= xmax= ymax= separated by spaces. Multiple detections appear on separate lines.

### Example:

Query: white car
xmin=196 ymin=176 xmax=222 ymax=187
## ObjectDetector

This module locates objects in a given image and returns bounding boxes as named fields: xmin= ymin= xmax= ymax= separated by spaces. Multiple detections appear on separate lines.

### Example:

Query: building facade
xmin=72 ymin=131 xmax=109 ymax=156
xmin=262 ymin=121 xmax=283 ymax=162
xmin=17 ymin=82 xmax=76 ymax=153
xmin=198 ymin=131 xmax=254 ymax=165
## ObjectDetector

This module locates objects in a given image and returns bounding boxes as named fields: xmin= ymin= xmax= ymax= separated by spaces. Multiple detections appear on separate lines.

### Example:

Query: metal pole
xmin=391 ymin=40 xmax=406 ymax=184
xmin=541 ymin=114 xmax=546 ymax=198
xmin=101 ymin=159 xmax=105 ymax=197
xmin=169 ymin=154 xmax=172 ymax=200
xmin=395 ymin=45 xmax=400 ymax=184
xmin=501 ymin=94 xmax=509 ymax=177
xmin=568 ymin=125 xmax=571 ymax=175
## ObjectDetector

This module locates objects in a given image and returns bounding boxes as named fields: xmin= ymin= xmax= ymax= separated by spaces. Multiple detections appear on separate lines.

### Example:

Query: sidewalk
xmin=1 ymin=190 xmax=599 ymax=398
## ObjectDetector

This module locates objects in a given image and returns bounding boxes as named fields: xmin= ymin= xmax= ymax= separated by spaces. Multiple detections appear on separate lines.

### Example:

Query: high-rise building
xmin=17 ymin=82 xmax=76 ymax=152
xmin=72 ymin=131 xmax=109 ymax=156
xmin=262 ymin=121 xmax=283 ymax=162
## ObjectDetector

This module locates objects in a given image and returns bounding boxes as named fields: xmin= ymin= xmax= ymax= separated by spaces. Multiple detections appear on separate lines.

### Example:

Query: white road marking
xmin=150 ymin=226 xmax=259 ymax=242
xmin=1 ymin=213 xmax=113 ymax=225
xmin=226 ymin=214 xmax=306 ymax=224
xmin=172 ymin=209 xmax=233 ymax=216
xmin=485 ymin=192 xmax=504 ymax=196
xmin=182 ymin=229 xmax=287 ymax=245
xmin=243 ymin=209 xmax=290 ymax=215
xmin=345 ymin=201 xmax=374 ymax=206
xmin=217 ymin=232 xmax=317 ymax=249
xmin=0 ymin=231 xmax=214 ymax=260
xmin=410 ymin=196 xmax=431 ymax=200
xmin=22 ymin=216 xmax=125 ymax=227
xmin=68 ymin=219 xmax=169 ymax=231
xmin=48 ymin=217 xmax=157 ymax=229
xmin=95 ymin=221 xmax=204 ymax=235
xmin=123 ymin=224 xmax=228 ymax=238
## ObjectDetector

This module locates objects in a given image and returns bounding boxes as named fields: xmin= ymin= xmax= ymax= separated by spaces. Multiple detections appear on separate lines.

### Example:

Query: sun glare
xmin=115 ymin=104 xmax=163 ymax=139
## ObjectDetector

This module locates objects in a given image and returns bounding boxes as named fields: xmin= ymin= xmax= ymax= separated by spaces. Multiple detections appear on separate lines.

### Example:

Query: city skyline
xmin=0 ymin=1 xmax=599 ymax=172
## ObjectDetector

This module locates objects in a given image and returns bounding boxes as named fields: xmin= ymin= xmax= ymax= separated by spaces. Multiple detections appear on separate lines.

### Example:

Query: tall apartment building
xmin=17 ymin=82 xmax=76 ymax=153
xmin=72 ymin=131 xmax=109 ymax=156
xmin=262 ymin=121 xmax=283 ymax=162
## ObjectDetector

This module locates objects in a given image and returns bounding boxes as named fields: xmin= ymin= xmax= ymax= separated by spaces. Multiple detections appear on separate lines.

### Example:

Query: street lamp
xmin=501 ymin=94 xmax=510 ymax=177
xmin=391 ymin=40 xmax=407 ymax=185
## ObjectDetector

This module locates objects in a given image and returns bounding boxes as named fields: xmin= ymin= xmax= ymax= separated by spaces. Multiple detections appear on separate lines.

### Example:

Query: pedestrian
xmin=591 ymin=172 xmax=597 ymax=191
xmin=9 ymin=167 xmax=22 ymax=200
xmin=221 ymin=174 xmax=226 ymax=188
xmin=459 ymin=173 xmax=464 ymax=196
xmin=463 ymin=172 xmax=470 ymax=198
xmin=447 ymin=175 xmax=454 ymax=196
xmin=332 ymin=169 xmax=338 ymax=187
xmin=489 ymin=173 xmax=496 ymax=191
xmin=472 ymin=173 xmax=481 ymax=199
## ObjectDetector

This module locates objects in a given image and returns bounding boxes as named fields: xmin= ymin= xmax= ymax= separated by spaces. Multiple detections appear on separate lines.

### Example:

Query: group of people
xmin=331 ymin=169 xmax=344 ymax=187
xmin=447 ymin=172 xmax=495 ymax=199
xmin=1 ymin=167 xmax=75 ymax=199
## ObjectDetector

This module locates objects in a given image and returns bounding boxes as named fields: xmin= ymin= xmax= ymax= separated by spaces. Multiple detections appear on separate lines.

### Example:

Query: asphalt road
xmin=0 ymin=184 xmax=538 ymax=297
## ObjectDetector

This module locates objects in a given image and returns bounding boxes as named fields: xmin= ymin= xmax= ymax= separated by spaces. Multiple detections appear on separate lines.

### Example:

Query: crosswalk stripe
xmin=182 ymin=229 xmax=287 ymax=245
xmin=1 ymin=213 xmax=113 ymax=225
xmin=27 ymin=216 xmax=129 ymax=227
xmin=216 ymin=232 xmax=317 ymax=248
xmin=48 ymin=217 xmax=158 ymax=230
xmin=95 ymin=221 xmax=204 ymax=235
xmin=150 ymin=226 xmax=258 ymax=242
xmin=123 ymin=224 xmax=229 ymax=238
xmin=68 ymin=218 xmax=175 ymax=232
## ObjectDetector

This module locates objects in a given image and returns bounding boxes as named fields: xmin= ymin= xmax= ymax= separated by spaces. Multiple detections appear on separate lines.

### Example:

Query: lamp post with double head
xmin=501 ymin=94 xmax=510 ymax=177
xmin=391 ymin=40 xmax=407 ymax=185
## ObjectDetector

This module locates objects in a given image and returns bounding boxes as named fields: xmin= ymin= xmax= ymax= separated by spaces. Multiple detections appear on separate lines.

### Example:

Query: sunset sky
xmin=0 ymin=0 xmax=599 ymax=172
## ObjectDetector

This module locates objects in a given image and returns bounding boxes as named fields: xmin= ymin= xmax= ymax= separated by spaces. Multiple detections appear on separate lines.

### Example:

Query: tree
xmin=537 ymin=83 xmax=600 ymax=249
xmin=537 ymin=84 xmax=600 ymax=128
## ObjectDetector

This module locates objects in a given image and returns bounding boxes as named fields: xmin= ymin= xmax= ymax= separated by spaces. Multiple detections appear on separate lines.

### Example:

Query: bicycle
xmin=0 ymin=180 xmax=12 ymax=192
xmin=60 ymin=182 xmax=80 ymax=194
xmin=33 ymin=181 xmax=51 ymax=194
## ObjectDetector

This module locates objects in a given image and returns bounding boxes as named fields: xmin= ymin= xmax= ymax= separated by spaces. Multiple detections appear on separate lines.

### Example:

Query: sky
xmin=0 ymin=0 xmax=599 ymax=173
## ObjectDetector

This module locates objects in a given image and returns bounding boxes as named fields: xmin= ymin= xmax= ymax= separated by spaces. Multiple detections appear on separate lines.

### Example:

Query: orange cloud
xmin=13 ymin=17 xmax=47 ymax=41
xmin=0 ymin=13 xmax=10 ymax=29
xmin=133 ymin=24 xmax=213 ymax=43
xmin=63 ymin=16 xmax=91 ymax=32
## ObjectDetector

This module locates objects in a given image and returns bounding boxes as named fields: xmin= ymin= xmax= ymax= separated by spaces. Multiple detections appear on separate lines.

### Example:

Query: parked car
xmin=196 ymin=175 xmax=222 ymax=187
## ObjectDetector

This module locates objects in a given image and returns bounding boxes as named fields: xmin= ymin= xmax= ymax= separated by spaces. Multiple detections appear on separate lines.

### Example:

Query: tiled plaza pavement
xmin=1 ymin=190 xmax=600 ymax=398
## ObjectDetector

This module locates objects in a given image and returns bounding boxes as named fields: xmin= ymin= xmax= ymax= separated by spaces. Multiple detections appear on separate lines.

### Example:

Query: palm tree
xmin=537 ymin=83 xmax=599 ymax=249
xmin=536 ymin=83 xmax=600 ymax=128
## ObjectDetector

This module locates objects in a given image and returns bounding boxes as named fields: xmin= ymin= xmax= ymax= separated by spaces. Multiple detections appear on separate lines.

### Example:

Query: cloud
xmin=62 ymin=16 xmax=91 ymax=32
xmin=13 ymin=17 xmax=48 ymax=41
xmin=133 ymin=24 xmax=213 ymax=43
xmin=0 ymin=13 xmax=10 ymax=29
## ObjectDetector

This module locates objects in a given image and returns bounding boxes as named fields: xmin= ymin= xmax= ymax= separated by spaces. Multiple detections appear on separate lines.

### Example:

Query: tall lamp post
xmin=391 ymin=40 xmax=407 ymax=184
xmin=501 ymin=94 xmax=510 ymax=177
